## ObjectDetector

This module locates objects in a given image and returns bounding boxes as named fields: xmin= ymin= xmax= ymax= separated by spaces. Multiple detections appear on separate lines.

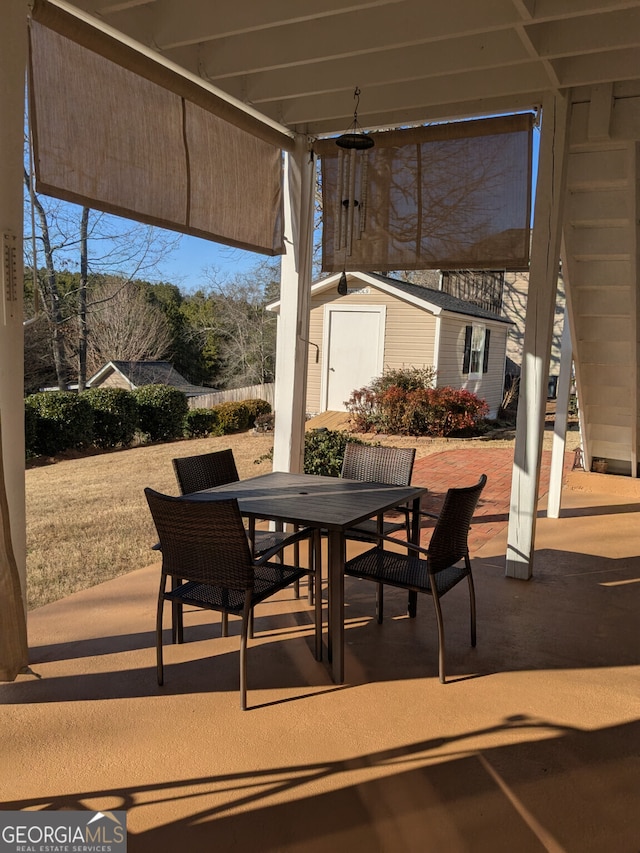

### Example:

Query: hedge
xmin=25 ymin=392 xmax=94 ymax=456
xmin=133 ymin=384 xmax=189 ymax=442
xmin=81 ymin=387 xmax=139 ymax=448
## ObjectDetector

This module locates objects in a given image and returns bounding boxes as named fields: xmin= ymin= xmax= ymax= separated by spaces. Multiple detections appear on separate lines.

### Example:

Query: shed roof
xmin=267 ymin=271 xmax=513 ymax=325
xmin=87 ymin=361 xmax=218 ymax=396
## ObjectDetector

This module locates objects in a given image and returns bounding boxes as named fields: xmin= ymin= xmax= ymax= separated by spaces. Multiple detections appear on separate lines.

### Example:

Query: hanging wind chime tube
xmin=335 ymin=87 xmax=374 ymax=289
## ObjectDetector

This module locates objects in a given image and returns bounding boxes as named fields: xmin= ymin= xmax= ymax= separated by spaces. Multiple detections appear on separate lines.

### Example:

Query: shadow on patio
xmin=2 ymin=469 xmax=639 ymax=852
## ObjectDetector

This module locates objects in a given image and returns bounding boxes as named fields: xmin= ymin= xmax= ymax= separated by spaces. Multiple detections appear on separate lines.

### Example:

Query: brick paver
xmin=411 ymin=448 xmax=574 ymax=553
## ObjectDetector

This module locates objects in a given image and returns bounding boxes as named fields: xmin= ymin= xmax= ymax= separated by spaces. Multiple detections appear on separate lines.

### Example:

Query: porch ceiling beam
xmin=527 ymin=8 xmax=640 ymax=57
xmin=272 ymin=64 xmax=550 ymax=128
xmin=305 ymin=93 xmax=545 ymax=137
xmin=219 ymin=31 xmax=531 ymax=106
xmin=102 ymin=0 xmax=407 ymax=51
xmin=554 ymin=48 xmax=640 ymax=87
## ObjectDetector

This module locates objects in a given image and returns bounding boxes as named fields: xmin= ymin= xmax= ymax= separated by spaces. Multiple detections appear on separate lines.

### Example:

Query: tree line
xmin=22 ymin=190 xmax=280 ymax=395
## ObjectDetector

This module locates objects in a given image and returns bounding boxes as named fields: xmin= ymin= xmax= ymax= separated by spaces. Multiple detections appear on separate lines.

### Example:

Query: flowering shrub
xmin=346 ymin=367 xmax=488 ymax=437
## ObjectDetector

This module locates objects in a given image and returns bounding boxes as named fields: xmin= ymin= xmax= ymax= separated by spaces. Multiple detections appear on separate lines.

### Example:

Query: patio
xmin=1 ymin=460 xmax=638 ymax=852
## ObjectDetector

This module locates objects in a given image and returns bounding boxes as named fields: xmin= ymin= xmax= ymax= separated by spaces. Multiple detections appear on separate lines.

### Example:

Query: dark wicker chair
xmin=341 ymin=443 xmax=417 ymax=542
xmin=145 ymin=488 xmax=320 ymax=710
xmin=172 ymin=449 xmax=308 ymax=599
xmin=344 ymin=474 xmax=487 ymax=683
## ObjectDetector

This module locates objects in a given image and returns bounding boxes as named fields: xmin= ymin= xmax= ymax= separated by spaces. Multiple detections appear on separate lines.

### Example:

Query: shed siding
xmin=305 ymin=281 xmax=437 ymax=413
xmin=436 ymin=316 xmax=507 ymax=418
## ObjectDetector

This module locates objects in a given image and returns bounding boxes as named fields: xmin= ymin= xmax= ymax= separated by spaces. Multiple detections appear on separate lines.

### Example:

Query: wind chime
xmin=335 ymin=88 xmax=374 ymax=294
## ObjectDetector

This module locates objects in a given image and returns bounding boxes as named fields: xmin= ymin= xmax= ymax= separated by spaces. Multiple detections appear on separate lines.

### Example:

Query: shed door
xmin=323 ymin=306 xmax=385 ymax=411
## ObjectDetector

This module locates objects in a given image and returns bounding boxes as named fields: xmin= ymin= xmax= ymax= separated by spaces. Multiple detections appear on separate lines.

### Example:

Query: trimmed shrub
xmin=304 ymin=429 xmax=371 ymax=477
xmin=215 ymin=401 xmax=253 ymax=433
xmin=184 ymin=407 xmax=222 ymax=438
xmin=82 ymin=387 xmax=139 ymax=448
xmin=133 ymin=384 xmax=189 ymax=442
xmin=25 ymin=391 xmax=94 ymax=456
xmin=24 ymin=404 xmax=38 ymax=458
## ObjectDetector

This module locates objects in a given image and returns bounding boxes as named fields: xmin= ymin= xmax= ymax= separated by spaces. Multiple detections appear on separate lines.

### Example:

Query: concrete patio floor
xmin=1 ymin=457 xmax=639 ymax=852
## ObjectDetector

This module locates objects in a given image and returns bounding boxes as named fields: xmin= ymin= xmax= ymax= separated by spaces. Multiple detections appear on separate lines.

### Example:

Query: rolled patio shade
xmin=318 ymin=114 xmax=533 ymax=272
xmin=28 ymin=13 xmax=285 ymax=255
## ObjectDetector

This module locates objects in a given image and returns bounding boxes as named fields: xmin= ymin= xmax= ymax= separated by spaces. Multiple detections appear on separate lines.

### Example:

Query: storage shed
xmin=267 ymin=272 xmax=512 ymax=419
xmin=87 ymin=360 xmax=218 ymax=398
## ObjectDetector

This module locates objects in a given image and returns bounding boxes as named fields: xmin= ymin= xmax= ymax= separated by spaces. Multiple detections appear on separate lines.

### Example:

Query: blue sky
xmin=153 ymin=233 xmax=262 ymax=291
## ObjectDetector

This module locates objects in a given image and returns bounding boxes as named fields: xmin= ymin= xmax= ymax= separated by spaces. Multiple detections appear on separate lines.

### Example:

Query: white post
xmin=547 ymin=305 xmax=572 ymax=519
xmin=272 ymin=136 xmax=314 ymax=473
xmin=506 ymin=91 xmax=570 ymax=579
xmin=0 ymin=0 xmax=28 ymax=679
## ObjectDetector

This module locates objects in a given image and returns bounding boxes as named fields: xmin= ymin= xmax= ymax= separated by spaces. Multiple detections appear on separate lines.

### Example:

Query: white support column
xmin=547 ymin=305 xmax=572 ymax=519
xmin=506 ymin=91 xmax=570 ymax=579
xmin=272 ymin=136 xmax=315 ymax=473
xmin=0 ymin=0 xmax=28 ymax=679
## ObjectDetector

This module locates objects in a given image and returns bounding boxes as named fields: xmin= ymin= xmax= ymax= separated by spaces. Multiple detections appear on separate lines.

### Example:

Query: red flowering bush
xmin=346 ymin=367 xmax=488 ymax=437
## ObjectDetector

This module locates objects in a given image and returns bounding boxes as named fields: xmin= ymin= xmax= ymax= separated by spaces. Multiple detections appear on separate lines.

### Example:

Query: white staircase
xmin=562 ymin=142 xmax=638 ymax=476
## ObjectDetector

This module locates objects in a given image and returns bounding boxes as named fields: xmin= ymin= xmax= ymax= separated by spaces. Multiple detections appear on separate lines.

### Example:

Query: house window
xmin=463 ymin=325 xmax=490 ymax=379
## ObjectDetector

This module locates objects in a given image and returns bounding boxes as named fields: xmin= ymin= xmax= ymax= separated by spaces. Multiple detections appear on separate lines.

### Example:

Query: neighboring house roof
xmin=87 ymin=360 xmax=217 ymax=397
xmin=267 ymin=271 xmax=513 ymax=325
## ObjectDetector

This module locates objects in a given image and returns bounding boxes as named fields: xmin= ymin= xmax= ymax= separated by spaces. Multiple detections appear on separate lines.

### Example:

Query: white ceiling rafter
xmin=44 ymin=0 xmax=640 ymax=136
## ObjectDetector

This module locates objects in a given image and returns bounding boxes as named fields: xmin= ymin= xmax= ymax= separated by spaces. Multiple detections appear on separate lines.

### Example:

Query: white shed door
xmin=324 ymin=307 xmax=385 ymax=411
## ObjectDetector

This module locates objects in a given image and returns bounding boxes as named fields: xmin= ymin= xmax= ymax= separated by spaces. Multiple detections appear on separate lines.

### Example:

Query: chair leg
xmin=248 ymin=609 xmax=254 ymax=640
xmin=375 ymin=582 xmax=384 ymax=623
xmin=221 ymin=612 xmax=229 ymax=637
xmin=466 ymin=558 xmax=476 ymax=647
xmin=431 ymin=590 xmax=446 ymax=684
xmin=240 ymin=604 xmax=251 ymax=711
xmin=156 ymin=595 xmax=165 ymax=686
xmin=407 ymin=590 xmax=418 ymax=618
xmin=171 ymin=576 xmax=184 ymax=643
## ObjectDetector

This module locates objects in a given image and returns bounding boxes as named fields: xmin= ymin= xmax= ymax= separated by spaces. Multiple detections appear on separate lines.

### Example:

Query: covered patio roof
xmin=57 ymin=0 xmax=640 ymax=136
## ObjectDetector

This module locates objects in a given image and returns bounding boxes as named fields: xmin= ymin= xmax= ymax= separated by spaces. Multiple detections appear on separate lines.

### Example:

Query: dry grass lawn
xmin=25 ymin=418 xmax=581 ymax=610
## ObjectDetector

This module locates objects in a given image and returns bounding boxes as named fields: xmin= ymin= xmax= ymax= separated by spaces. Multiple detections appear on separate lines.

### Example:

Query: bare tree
xmin=85 ymin=277 xmax=173 ymax=375
xmin=23 ymin=160 xmax=181 ymax=390
xmin=199 ymin=262 xmax=278 ymax=388
xmin=24 ymin=170 xmax=70 ymax=389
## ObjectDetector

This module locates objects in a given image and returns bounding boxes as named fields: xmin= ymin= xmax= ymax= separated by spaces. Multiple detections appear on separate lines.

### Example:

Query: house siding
xmin=96 ymin=371 xmax=131 ymax=390
xmin=502 ymin=271 xmax=565 ymax=380
xmin=436 ymin=316 xmax=507 ymax=418
xmin=305 ymin=281 xmax=437 ymax=413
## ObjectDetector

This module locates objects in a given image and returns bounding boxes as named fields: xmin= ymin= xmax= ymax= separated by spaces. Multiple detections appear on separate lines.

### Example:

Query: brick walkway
xmin=411 ymin=448 xmax=574 ymax=553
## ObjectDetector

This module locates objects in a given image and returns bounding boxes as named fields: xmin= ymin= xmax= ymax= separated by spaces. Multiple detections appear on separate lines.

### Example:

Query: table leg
xmin=327 ymin=529 xmax=345 ymax=683
xmin=408 ymin=496 xmax=422 ymax=619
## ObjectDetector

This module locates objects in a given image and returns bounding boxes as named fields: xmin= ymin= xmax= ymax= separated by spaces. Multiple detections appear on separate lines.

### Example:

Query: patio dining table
xmin=187 ymin=470 xmax=427 ymax=683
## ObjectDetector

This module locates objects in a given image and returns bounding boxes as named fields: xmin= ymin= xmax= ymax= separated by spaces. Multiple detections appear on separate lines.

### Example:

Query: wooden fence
xmin=187 ymin=383 xmax=275 ymax=410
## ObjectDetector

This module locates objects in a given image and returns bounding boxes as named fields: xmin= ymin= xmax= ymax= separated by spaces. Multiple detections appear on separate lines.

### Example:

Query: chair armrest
xmin=253 ymin=526 xmax=315 ymax=565
xmin=361 ymin=529 xmax=431 ymax=559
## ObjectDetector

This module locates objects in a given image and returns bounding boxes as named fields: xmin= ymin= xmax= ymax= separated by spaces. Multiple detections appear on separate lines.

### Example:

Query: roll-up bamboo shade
xmin=318 ymin=114 xmax=533 ymax=272
xmin=28 ymin=15 xmax=285 ymax=255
